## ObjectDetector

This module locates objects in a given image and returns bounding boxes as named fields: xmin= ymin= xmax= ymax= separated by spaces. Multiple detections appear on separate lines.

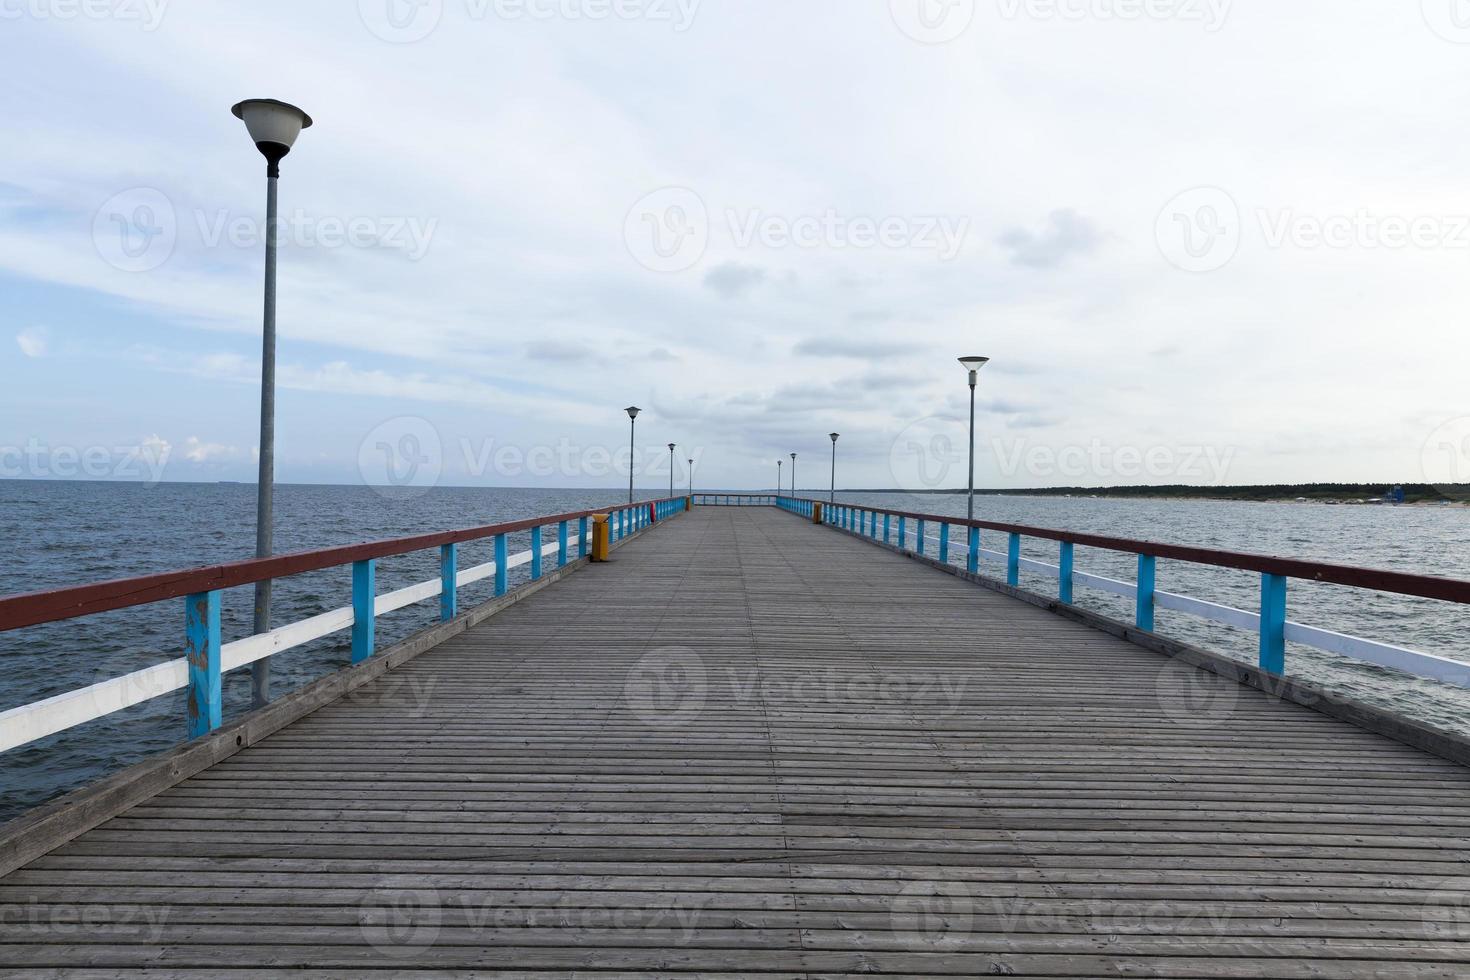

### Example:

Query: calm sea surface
xmin=1 ymin=481 xmax=1467 ymax=823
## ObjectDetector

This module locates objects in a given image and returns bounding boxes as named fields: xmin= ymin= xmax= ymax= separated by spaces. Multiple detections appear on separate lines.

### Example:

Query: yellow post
xmin=812 ymin=501 xmax=824 ymax=524
xmin=591 ymin=513 xmax=611 ymax=562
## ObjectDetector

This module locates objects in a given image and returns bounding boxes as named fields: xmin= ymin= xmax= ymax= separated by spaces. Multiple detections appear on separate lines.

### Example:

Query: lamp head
xmin=232 ymin=99 xmax=312 ymax=175
xmin=791 ymin=452 xmax=797 ymax=461
xmin=958 ymin=355 xmax=990 ymax=386
xmin=668 ymin=443 xmax=676 ymax=452
xmin=830 ymin=432 xmax=839 ymax=443
xmin=625 ymin=406 xmax=641 ymax=420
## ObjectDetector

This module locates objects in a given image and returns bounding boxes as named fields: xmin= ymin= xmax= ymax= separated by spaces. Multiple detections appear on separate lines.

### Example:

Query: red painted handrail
xmin=796 ymin=497 xmax=1470 ymax=606
xmin=0 ymin=498 xmax=688 ymax=633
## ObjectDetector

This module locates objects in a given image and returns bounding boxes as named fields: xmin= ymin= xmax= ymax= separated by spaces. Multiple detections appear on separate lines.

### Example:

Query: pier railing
xmin=0 ymin=496 xmax=689 ymax=754
xmin=769 ymin=496 xmax=1470 ymax=689
xmin=691 ymin=493 xmax=777 ymax=506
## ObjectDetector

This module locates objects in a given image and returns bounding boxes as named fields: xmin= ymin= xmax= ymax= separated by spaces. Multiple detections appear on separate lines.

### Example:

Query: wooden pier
xmin=3 ymin=504 xmax=1470 ymax=975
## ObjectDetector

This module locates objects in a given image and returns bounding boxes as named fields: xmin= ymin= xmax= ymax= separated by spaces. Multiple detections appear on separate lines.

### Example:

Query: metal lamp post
xmin=777 ymin=459 xmax=782 ymax=496
xmin=668 ymin=443 xmax=676 ymax=497
xmin=958 ymin=357 xmax=991 ymax=521
xmin=232 ymin=98 xmax=312 ymax=708
xmin=790 ymin=453 xmax=797 ymax=499
xmin=829 ymin=433 xmax=839 ymax=504
xmin=687 ymin=458 xmax=694 ymax=495
xmin=625 ymin=407 xmax=640 ymax=503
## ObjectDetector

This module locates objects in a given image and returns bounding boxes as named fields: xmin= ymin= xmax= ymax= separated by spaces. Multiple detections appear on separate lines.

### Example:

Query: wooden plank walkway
xmin=3 ymin=505 xmax=1469 ymax=976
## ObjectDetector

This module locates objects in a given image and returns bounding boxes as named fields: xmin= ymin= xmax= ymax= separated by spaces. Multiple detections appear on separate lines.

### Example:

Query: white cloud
xmin=16 ymin=328 xmax=47 ymax=358
xmin=182 ymin=437 xmax=241 ymax=463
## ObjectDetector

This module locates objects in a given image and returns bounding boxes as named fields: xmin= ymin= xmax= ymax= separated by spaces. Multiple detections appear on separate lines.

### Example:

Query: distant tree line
xmin=866 ymin=484 xmax=1468 ymax=503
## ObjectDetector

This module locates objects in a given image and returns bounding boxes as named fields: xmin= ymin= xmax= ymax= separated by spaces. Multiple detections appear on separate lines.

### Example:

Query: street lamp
xmin=777 ymin=458 xmax=782 ymax=496
xmin=668 ymin=443 xmax=676 ymax=497
xmin=232 ymin=97 xmax=312 ymax=708
xmin=790 ymin=453 xmax=797 ymax=498
xmin=625 ymin=407 xmax=640 ymax=503
xmin=829 ymin=433 xmax=839 ymax=504
xmin=687 ymin=457 xmax=694 ymax=495
xmin=958 ymin=356 xmax=990 ymax=521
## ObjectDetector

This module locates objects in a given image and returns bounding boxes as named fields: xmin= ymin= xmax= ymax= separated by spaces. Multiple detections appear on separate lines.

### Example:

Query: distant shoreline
xmin=835 ymin=485 xmax=1470 ymax=506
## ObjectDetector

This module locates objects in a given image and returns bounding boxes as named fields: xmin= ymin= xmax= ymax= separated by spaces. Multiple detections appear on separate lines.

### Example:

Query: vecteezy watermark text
xmin=625 ymin=187 xmax=971 ymax=273
xmin=996 ymin=0 xmax=1231 ymax=30
xmin=358 ymin=0 xmax=701 ymax=43
xmin=887 ymin=418 xmax=1236 ymax=491
xmin=1158 ymin=186 xmax=1470 ymax=273
xmin=0 ymin=0 xmax=168 ymax=30
xmin=357 ymin=418 xmax=707 ymax=501
xmin=0 ymin=437 xmax=171 ymax=484
xmin=93 ymin=187 xmax=439 ymax=273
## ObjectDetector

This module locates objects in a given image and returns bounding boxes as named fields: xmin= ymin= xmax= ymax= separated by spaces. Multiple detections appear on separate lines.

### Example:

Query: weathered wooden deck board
xmin=2 ymin=505 xmax=1469 ymax=977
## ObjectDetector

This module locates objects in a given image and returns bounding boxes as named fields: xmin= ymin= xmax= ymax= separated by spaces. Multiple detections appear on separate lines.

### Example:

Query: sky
xmin=3 ymin=1 xmax=1470 ymax=492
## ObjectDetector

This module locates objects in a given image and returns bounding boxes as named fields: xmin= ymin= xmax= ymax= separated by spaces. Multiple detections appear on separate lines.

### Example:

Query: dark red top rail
xmin=804 ymin=497 xmax=1470 ymax=606
xmin=0 ymin=498 xmax=687 ymax=633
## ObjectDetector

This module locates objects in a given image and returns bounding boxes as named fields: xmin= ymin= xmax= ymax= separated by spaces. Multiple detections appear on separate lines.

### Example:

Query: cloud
xmin=703 ymin=262 xmax=767 ymax=299
xmin=526 ymin=340 xmax=591 ymax=363
xmin=793 ymin=336 xmax=910 ymax=358
xmin=182 ymin=436 xmax=241 ymax=463
xmin=647 ymin=347 xmax=680 ymax=362
xmin=16 ymin=328 xmax=47 ymax=357
xmin=997 ymin=210 xmax=1101 ymax=269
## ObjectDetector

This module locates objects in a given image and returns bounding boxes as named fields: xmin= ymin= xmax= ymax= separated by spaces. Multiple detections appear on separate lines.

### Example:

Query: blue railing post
xmin=1007 ymin=532 xmax=1021 ymax=586
xmin=939 ymin=524 xmax=950 ymax=564
xmin=352 ymin=559 xmax=376 ymax=663
xmin=1260 ymin=573 xmax=1287 ymax=674
xmin=531 ymin=526 xmax=543 ymax=580
xmin=967 ymin=527 xmax=979 ymax=574
xmin=1059 ymin=541 xmax=1074 ymax=604
xmin=440 ymin=544 xmax=458 ymax=622
xmin=558 ymin=521 xmax=569 ymax=567
xmin=898 ymin=517 xmax=907 ymax=550
xmin=494 ymin=533 xmax=508 ymax=596
xmin=1136 ymin=554 xmax=1156 ymax=632
xmin=579 ymin=516 xmax=589 ymax=557
xmin=184 ymin=590 xmax=221 ymax=739
xmin=917 ymin=520 xmax=926 ymax=556
xmin=884 ymin=514 xmax=892 ymax=544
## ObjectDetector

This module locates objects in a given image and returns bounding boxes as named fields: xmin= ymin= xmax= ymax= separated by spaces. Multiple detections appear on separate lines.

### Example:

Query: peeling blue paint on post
xmin=351 ymin=559 xmax=376 ymax=664
xmin=1007 ymin=532 xmax=1021 ymax=587
xmin=968 ymin=527 xmax=979 ymax=574
xmin=495 ymin=534 xmax=508 ymax=596
xmin=579 ymin=516 xmax=589 ymax=557
xmin=440 ymin=544 xmax=458 ymax=622
xmin=558 ymin=521 xmax=569 ymax=567
xmin=884 ymin=514 xmax=892 ymax=544
xmin=184 ymin=590 xmax=221 ymax=739
xmin=1059 ymin=541 xmax=1074 ymax=604
xmin=531 ymin=526 xmax=543 ymax=580
xmin=939 ymin=524 xmax=950 ymax=564
xmin=899 ymin=517 xmax=907 ymax=550
xmin=1136 ymin=554 xmax=1156 ymax=632
xmin=1260 ymin=573 xmax=1287 ymax=674
xmin=917 ymin=520 xmax=926 ymax=557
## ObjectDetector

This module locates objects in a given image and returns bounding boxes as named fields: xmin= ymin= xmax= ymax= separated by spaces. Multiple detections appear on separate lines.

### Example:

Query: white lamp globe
xmin=231 ymin=99 xmax=313 ymax=160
